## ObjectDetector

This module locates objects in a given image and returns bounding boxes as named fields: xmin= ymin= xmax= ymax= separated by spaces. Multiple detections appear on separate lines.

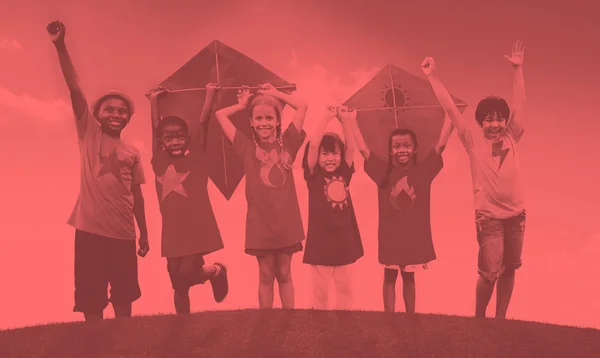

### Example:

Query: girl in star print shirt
xmin=215 ymin=83 xmax=308 ymax=309
xmin=302 ymin=105 xmax=364 ymax=310
xmin=148 ymin=84 xmax=228 ymax=314
xmin=349 ymin=108 xmax=454 ymax=314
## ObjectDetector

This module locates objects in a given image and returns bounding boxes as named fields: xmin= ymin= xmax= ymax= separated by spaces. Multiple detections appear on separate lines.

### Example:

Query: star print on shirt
xmin=156 ymin=165 xmax=190 ymax=202
xmin=97 ymin=148 xmax=129 ymax=183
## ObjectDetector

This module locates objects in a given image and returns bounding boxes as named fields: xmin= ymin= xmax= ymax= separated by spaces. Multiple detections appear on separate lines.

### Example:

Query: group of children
xmin=47 ymin=20 xmax=528 ymax=321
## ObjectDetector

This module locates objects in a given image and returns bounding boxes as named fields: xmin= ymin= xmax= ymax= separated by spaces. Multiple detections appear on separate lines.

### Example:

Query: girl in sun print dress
xmin=215 ymin=84 xmax=307 ymax=309
xmin=348 ymin=109 xmax=454 ymax=313
xmin=301 ymin=105 xmax=364 ymax=310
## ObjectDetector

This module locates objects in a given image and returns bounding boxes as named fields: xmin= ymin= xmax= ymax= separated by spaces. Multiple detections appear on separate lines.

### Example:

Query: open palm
xmin=505 ymin=40 xmax=525 ymax=66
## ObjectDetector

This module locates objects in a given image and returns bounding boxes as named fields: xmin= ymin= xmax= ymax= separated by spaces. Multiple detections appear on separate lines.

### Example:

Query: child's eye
xmin=118 ymin=109 xmax=128 ymax=115
xmin=177 ymin=135 xmax=186 ymax=141
xmin=164 ymin=136 xmax=172 ymax=142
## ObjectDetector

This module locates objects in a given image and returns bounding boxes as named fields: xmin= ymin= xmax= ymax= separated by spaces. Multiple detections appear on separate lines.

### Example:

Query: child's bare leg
xmin=400 ymin=271 xmax=416 ymax=314
xmin=495 ymin=269 xmax=515 ymax=318
xmin=383 ymin=268 xmax=398 ymax=313
xmin=475 ymin=276 xmax=496 ymax=317
xmin=257 ymin=256 xmax=276 ymax=308
xmin=83 ymin=311 xmax=103 ymax=321
xmin=496 ymin=211 xmax=525 ymax=319
xmin=275 ymin=253 xmax=295 ymax=309
xmin=112 ymin=302 xmax=132 ymax=318
xmin=174 ymin=288 xmax=191 ymax=314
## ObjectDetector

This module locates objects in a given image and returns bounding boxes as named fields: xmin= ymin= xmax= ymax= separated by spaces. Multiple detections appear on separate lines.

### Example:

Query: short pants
xmin=475 ymin=209 xmax=526 ymax=282
xmin=73 ymin=230 xmax=141 ymax=313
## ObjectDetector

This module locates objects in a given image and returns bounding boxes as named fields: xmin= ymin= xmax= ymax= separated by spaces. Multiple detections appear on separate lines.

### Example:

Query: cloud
xmin=0 ymin=86 xmax=71 ymax=123
xmin=0 ymin=38 xmax=21 ymax=50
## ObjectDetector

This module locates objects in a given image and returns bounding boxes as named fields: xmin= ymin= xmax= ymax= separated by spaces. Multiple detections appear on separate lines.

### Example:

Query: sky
xmin=1 ymin=0 xmax=599 ymax=330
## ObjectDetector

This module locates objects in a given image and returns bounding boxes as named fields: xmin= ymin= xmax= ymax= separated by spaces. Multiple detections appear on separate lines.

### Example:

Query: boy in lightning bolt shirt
xmin=422 ymin=41 xmax=528 ymax=319
xmin=148 ymin=84 xmax=228 ymax=314
xmin=301 ymin=105 xmax=364 ymax=310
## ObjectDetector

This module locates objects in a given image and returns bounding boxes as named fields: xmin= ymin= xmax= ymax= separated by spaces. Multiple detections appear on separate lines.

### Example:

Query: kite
xmin=343 ymin=64 xmax=467 ymax=162
xmin=147 ymin=40 xmax=296 ymax=200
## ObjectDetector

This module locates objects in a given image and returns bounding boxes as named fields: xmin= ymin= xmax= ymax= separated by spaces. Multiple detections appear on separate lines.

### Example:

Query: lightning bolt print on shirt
xmin=458 ymin=121 xmax=525 ymax=219
xmin=492 ymin=140 xmax=510 ymax=170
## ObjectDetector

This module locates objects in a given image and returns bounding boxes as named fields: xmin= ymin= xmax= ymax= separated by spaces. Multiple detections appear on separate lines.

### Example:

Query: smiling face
xmin=390 ymin=134 xmax=416 ymax=167
xmin=159 ymin=124 xmax=190 ymax=157
xmin=250 ymin=104 xmax=279 ymax=141
xmin=481 ymin=112 xmax=507 ymax=140
xmin=96 ymin=97 xmax=130 ymax=134
xmin=319 ymin=145 xmax=342 ymax=173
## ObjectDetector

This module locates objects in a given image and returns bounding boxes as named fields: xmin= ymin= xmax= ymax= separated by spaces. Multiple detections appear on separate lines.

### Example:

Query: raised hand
xmin=257 ymin=82 xmax=278 ymax=96
xmin=336 ymin=105 xmax=356 ymax=122
xmin=205 ymin=82 xmax=220 ymax=98
xmin=237 ymin=85 xmax=251 ymax=106
xmin=46 ymin=21 xmax=66 ymax=44
xmin=421 ymin=57 xmax=437 ymax=77
xmin=325 ymin=105 xmax=338 ymax=119
xmin=147 ymin=86 xmax=168 ymax=99
xmin=505 ymin=40 xmax=525 ymax=67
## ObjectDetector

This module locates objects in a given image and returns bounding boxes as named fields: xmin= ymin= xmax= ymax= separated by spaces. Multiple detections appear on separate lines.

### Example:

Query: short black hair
xmin=475 ymin=96 xmax=510 ymax=126
xmin=156 ymin=116 xmax=189 ymax=137
xmin=320 ymin=132 xmax=346 ymax=159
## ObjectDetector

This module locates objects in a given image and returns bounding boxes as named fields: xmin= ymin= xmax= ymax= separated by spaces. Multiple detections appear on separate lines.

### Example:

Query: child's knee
xmin=478 ymin=267 xmax=505 ymax=283
xmin=275 ymin=266 xmax=292 ymax=283
xmin=259 ymin=266 xmax=275 ymax=284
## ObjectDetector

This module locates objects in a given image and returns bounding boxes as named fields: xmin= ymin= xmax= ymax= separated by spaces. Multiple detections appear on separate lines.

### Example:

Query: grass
xmin=1 ymin=309 xmax=599 ymax=357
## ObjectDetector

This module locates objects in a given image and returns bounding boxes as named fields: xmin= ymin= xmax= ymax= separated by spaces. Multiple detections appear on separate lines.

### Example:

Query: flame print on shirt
xmin=389 ymin=176 xmax=416 ymax=210
xmin=323 ymin=176 xmax=349 ymax=211
xmin=258 ymin=148 xmax=288 ymax=188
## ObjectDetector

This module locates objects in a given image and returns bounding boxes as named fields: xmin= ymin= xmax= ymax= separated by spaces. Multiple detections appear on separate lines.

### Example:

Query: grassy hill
xmin=1 ymin=309 xmax=599 ymax=357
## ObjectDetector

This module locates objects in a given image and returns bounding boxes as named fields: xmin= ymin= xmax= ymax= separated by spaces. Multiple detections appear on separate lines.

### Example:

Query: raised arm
xmin=337 ymin=106 xmax=357 ymax=165
xmin=47 ymin=21 xmax=87 ymax=120
xmin=214 ymin=86 xmax=250 ymax=143
xmin=147 ymin=86 xmax=168 ymax=153
xmin=258 ymin=83 xmax=308 ymax=130
xmin=421 ymin=57 xmax=468 ymax=135
xmin=346 ymin=109 xmax=371 ymax=160
xmin=306 ymin=106 xmax=337 ymax=173
xmin=435 ymin=113 xmax=454 ymax=154
xmin=504 ymin=41 xmax=527 ymax=125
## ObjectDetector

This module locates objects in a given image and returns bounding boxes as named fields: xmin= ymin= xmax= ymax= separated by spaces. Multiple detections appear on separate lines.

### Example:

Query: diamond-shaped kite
xmin=344 ymin=64 xmax=467 ymax=162
xmin=147 ymin=40 xmax=296 ymax=200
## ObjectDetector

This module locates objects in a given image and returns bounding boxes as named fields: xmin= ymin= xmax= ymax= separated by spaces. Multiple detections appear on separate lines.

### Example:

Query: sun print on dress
xmin=323 ymin=175 xmax=349 ymax=211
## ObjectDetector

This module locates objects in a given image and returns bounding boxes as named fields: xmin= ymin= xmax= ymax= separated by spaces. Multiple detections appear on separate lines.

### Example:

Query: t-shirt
xmin=231 ymin=123 xmax=306 ymax=250
xmin=67 ymin=106 xmax=146 ymax=240
xmin=364 ymin=150 xmax=442 ymax=266
xmin=458 ymin=118 xmax=524 ymax=219
xmin=301 ymin=143 xmax=364 ymax=266
xmin=152 ymin=141 xmax=224 ymax=258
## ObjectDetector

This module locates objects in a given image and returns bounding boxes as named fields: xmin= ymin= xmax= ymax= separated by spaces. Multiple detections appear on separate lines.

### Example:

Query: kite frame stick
xmin=144 ymin=85 xmax=297 ymax=98
xmin=388 ymin=66 xmax=399 ymax=128
xmin=356 ymin=103 xmax=468 ymax=111
xmin=167 ymin=85 xmax=297 ymax=93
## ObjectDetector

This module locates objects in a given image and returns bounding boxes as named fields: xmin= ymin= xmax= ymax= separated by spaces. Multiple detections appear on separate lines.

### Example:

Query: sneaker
xmin=209 ymin=262 xmax=228 ymax=303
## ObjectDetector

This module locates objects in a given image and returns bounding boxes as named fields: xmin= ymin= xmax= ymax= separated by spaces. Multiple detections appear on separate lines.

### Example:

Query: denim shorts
xmin=475 ymin=210 xmax=526 ymax=282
